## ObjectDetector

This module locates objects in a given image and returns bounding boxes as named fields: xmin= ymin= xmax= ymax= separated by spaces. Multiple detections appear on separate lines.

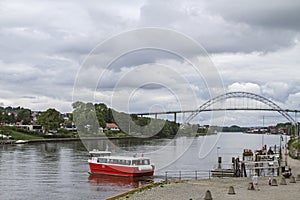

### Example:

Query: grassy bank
xmin=0 ymin=126 xmax=43 ymax=140
xmin=288 ymin=137 xmax=300 ymax=159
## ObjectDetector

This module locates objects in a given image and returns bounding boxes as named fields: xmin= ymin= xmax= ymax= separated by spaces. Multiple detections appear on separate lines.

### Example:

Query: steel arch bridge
xmin=183 ymin=91 xmax=296 ymax=126
xmin=136 ymin=91 xmax=298 ymax=125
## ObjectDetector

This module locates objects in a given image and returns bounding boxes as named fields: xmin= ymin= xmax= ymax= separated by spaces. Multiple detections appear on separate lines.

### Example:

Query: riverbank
xmin=112 ymin=153 xmax=300 ymax=200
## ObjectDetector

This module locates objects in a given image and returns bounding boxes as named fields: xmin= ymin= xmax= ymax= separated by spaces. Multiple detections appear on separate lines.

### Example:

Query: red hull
xmin=89 ymin=163 xmax=154 ymax=177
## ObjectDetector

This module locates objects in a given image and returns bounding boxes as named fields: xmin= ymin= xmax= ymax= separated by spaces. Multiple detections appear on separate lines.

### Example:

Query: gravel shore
xmin=112 ymin=153 xmax=300 ymax=200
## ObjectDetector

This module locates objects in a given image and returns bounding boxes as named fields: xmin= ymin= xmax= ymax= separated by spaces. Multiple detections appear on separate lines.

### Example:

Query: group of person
xmin=251 ymin=168 xmax=292 ymax=190
xmin=283 ymin=168 xmax=292 ymax=178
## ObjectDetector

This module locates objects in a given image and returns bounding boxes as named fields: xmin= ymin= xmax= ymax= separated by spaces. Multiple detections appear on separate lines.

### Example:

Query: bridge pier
xmin=174 ymin=112 xmax=177 ymax=123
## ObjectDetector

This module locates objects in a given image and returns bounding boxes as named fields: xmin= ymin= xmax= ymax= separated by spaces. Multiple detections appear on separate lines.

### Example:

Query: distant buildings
xmin=105 ymin=123 xmax=120 ymax=131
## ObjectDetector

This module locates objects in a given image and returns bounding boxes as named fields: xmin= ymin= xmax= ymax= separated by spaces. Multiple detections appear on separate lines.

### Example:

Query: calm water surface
xmin=0 ymin=133 xmax=287 ymax=200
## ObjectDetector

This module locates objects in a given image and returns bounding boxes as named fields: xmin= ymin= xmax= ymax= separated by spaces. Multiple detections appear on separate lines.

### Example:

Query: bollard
xmin=290 ymin=176 xmax=296 ymax=183
xmin=204 ymin=190 xmax=213 ymax=200
xmin=296 ymin=174 xmax=300 ymax=181
xmin=280 ymin=177 xmax=287 ymax=185
xmin=271 ymin=179 xmax=278 ymax=186
xmin=228 ymin=186 xmax=236 ymax=195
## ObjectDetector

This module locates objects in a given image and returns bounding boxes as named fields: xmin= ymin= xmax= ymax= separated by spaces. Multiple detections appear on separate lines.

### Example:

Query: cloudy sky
xmin=1 ymin=0 xmax=300 ymax=126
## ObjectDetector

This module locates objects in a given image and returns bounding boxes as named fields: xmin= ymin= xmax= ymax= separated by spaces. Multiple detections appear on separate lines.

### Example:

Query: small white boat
xmin=15 ymin=140 xmax=29 ymax=144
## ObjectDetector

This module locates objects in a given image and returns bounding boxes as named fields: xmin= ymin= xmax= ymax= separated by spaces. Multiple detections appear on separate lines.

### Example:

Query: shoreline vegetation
xmin=288 ymin=137 xmax=300 ymax=160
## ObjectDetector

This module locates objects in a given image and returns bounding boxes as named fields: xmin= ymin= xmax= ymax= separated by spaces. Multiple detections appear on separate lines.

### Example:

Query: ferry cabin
xmin=88 ymin=151 xmax=154 ymax=177
xmin=90 ymin=156 xmax=151 ymax=166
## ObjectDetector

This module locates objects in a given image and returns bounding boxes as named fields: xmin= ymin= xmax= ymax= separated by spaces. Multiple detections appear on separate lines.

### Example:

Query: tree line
xmin=72 ymin=101 xmax=180 ymax=138
xmin=1 ymin=103 xmax=181 ymax=138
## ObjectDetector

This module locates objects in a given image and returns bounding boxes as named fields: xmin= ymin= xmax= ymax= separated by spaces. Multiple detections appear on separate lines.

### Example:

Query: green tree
xmin=17 ymin=109 xmax=31 ymax=124
xmin=37 ymin=108 xmax=64 ymax=133
xmin=72 ymin=101 xmax=100 ymax=134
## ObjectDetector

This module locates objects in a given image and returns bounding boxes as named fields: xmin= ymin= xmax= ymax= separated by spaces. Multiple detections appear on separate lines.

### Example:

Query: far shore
xmin=0 ymin=136 xmax=147 ymax=145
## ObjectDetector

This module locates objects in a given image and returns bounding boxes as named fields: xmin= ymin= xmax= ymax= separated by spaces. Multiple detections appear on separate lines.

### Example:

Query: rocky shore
xmin=111 ymin=153 xmax=300 ymax=200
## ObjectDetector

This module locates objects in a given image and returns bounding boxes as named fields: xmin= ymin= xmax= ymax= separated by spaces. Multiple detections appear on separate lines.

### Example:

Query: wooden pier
xmin=210 ymin=145 xmax=282 ymax=178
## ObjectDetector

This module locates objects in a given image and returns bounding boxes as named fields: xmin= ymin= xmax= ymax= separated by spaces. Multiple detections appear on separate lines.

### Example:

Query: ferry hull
xmin=89 ymin=163 xmax=154 ymax=177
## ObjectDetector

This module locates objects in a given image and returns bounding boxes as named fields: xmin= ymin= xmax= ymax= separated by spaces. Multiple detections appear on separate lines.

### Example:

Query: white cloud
xmin=286 ymin=92 xmax=300 ymax=110
xmin=261 ymin=82 xmax=290 ymax=101
xmin=228 ymin=82 xmax=261 ymax=94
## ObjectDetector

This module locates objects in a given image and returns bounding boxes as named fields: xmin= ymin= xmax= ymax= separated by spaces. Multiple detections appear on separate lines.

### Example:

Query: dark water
xmin=0 ymin=133 xmax=287 ymax=200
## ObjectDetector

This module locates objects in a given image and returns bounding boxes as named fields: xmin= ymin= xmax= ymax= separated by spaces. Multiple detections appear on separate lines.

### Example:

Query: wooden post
xmin=165 ymin=171 xmax=168 ymax=181
xmin=179 ymin=170 xmax=181 ymax=180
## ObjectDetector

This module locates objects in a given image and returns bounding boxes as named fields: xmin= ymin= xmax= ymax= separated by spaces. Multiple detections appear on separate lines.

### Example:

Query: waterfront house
xmin=105 ymin=123 xmax=120 ymax=131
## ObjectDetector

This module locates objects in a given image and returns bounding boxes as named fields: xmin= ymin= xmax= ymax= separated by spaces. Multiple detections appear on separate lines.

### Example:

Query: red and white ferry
xmin=88 ymin=150 xmax=155 ymax=177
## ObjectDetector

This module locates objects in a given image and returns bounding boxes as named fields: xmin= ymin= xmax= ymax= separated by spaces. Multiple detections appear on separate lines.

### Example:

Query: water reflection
xmin=88 ymin=174 xmax=154 ymax=191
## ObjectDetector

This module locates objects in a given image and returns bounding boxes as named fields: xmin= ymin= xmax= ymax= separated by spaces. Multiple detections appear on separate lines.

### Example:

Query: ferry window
xmin=99 ymin=158 xmax=107 ymax=163
xmin=132 ymin=160 xmax=137 ymax=165
xmin=125 ymin=160 xmax=131 ymax=165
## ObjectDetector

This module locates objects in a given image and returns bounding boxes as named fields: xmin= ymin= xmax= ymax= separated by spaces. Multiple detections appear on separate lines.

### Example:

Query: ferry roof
xmin=89 ymin=150 xmax=111 ymax=154
xmin=94 ymin=155 xmax=150 ymax=160
xmin=112 ymin=156 xmax=150 ymax=160
xmin=89 ymin=150 xmax=150 ymax=160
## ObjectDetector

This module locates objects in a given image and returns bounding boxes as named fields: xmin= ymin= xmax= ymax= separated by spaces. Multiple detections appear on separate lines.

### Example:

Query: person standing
xmin=252 ymin=173 xmax=260 ymax=190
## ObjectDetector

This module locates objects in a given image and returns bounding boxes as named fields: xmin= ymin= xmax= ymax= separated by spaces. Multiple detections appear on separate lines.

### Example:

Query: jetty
xmin=210 ymin=145 xmax=282 ymax=178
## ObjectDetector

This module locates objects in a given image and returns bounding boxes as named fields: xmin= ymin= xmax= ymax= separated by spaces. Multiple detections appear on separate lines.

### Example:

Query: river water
xmin=0 ymin=133 xmax=287 ymax=200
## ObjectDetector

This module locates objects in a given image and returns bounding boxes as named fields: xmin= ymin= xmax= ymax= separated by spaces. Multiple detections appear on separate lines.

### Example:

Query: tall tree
xmin=37 ymin=108 xmax=64 ymax=133
xmin=72 ymin=101 xmax=100 ymax=134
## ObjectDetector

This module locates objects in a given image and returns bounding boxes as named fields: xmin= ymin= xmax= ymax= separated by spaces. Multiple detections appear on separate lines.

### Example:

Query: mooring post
xmin=218 ymin=157 xmax=222 ymax=169
xmin=195 ymin=171 xmax=197 ymax=180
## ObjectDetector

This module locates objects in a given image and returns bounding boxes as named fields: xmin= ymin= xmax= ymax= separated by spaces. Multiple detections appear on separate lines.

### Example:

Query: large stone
xmin=290 ymin=176 xmax=296 ymax=183
xmin=280 ymin=177 xmax=287 ymax=185
xmin=228 ymin=186 xmax=236 ymax=195
xmin=248 ymin=182 xmax=254 ymax=190
xmin=296 ymin=174 xmax=300 ymax=181
xmin=204 ymin=190 xmax=213 ymax=200
xmin=271 ymin=179 xmax=278 ymax=186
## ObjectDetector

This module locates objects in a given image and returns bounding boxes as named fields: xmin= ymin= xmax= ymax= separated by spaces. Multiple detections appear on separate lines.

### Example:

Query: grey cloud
xmin=205 ymin=0 xmax=300 ymax=31
xmin=139 ymin=0 xmax=299 ymax=53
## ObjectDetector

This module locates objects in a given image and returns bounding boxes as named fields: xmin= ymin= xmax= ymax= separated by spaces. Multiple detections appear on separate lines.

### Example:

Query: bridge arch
xmin=184 ymin=91 xmax=296 ymax=125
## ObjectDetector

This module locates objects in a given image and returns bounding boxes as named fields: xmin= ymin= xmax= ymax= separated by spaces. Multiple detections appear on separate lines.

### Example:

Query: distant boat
xmin=15 ymin=140 xmax=29 ymax=144
xmin=88 ymin=150 xmax=155 ymax=177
